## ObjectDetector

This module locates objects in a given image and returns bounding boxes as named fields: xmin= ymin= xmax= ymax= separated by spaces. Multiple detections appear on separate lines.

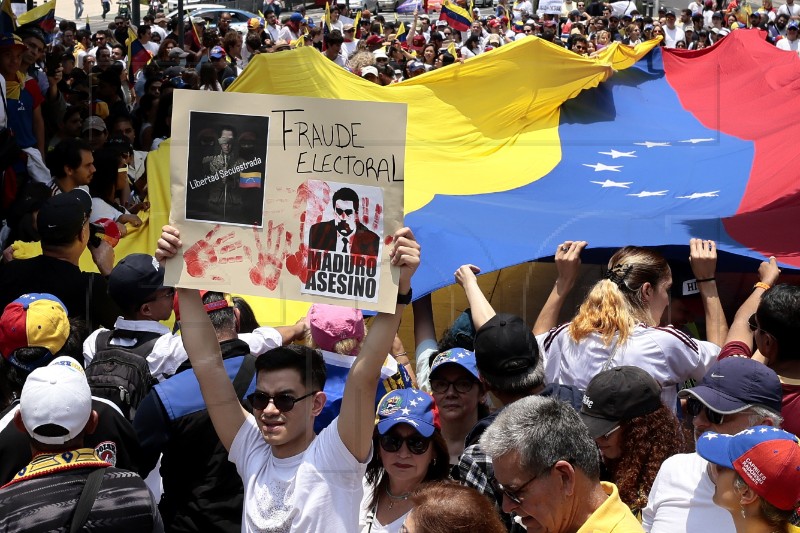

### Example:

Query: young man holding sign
xmin=156 ymin=225 xmax=420 ymax=532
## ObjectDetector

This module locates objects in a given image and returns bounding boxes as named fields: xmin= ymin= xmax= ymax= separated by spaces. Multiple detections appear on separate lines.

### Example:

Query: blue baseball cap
xmin=678 ymin=357 xmax=782 ymax=414
xmin=376 ymin=389 xmax=439 ymax=437
xmin=697 ymin=426 xmax=800 ymax=511
xmin=429 ymin=348 xmax=480 ymax=380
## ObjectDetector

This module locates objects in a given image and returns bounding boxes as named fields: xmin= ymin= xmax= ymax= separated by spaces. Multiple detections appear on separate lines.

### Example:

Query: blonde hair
xmin=346 ymin=50 xmax=375 ymax=73
xmin=569 ymin=246 xmax=670 ymax=345
xmin=304 ymin=325 xmax=368 ymax=356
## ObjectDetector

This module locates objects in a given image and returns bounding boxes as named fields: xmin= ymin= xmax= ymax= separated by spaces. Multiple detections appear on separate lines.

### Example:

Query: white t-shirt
xmin=777 ymin=36 xmax=800 ymax=55
xmin=91 ymin=198 xmax=127 ymax=222
xmin=642 ymin=452 xmax=735 ymax=533
xmin=537 ymin=323 xmax=720 ymax=412
xmin=662 ymin=25 xmax=686 ymax=47
xmin=778 ymin=3 xmax=800 ymax=17
xmin=359 ymin=483 xmax=410 ymax=533
xmin=230 ymin=415 xmax=369 ymax=532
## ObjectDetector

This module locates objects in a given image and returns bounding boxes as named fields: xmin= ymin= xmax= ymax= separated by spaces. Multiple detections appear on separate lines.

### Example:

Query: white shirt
xmin=642 ymin=452 xmax=735 ymax=533
xmin=142 ymin=41 xmax=160 ymax=56
xmin=537 ymin=323 xmax=720 ymax=412
xmin=230 ymin=416 xmax=369 ymax=532
xmin=91 ymin=197 xmax=127 ymax=222
xmin=267 ymin=24 xmax=281 ymax=42
xmin=662 ymin=25 xmax=686 ymax=47
xmin=778 ymin=3 xmax=800 ymax=17
xmin=777 ymin=36 xmax=800 ymax=55
xmin=84 ymin=318 xmax=283 ymax=382
xmin=513 ymin=0 xmax=533 ymax=19
xmin=359 ymin=483 xmax=410 ymax=533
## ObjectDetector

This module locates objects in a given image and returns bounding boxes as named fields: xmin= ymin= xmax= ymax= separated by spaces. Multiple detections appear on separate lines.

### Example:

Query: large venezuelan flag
xmin=440 ymin=0 xmax=472 ymax=31
xmin=19 ymin=32 xmax=791 ymax=315
xmin=17 ymin=0 xmax=56 ymax=37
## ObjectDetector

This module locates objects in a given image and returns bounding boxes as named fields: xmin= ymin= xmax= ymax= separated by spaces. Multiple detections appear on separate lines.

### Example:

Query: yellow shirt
xmin=577 ymin=482 xmax=645 ymax=533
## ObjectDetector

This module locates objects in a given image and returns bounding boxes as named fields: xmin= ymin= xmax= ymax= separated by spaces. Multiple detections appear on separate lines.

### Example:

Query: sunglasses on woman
xmin=379 ymin=433 xmax=432 ymax=455
xmin=247 ymin=390 xmax=317 ymax=412
xmin=686 ymin=397 xmax=725 ymax=424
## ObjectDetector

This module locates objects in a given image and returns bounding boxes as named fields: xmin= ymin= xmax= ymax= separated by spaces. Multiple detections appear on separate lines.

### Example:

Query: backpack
xmin=85 ymin=330 xmax=161 ymax=421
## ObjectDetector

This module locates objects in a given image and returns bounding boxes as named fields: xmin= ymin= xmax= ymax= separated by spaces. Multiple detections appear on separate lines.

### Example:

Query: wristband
xmin=397 ymin=288 xmax=413 ymax=305
xmin=696 ymin=277 xmax=715 ymax=283
xmin=754 ymin=281 xmax=771 ymax=291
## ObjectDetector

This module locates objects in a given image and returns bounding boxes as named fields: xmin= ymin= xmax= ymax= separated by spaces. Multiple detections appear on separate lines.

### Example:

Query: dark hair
xmin=255 ymin=345 xmax=327 ymax=391
xmin=233 ymin=296 xmax=260 ymax=333
xmin=88 ymin=147 xmax=124 ymax=201
xmin=440 ymin=52 xmax=455 ymax=66
xmin=245 ymin=33 xmax=262 ymax=51
xmin=332 ymin=187 xmax=360 ymax=212
xmin=325 ymin=29 xmax=344 ymax=46
xmin=61 ymin=104 xmax=84 ymax=126
xmin=758 ymin=284 xmax=800 ymax=360
xmin=156 ymin=38 xmax=178 ymax=61
xmin=152 ymin=91 xmax=174 ymax=141
xmin=137 ymin=24 xmax=151 ymax=39
xmin=365 ymin=427 xmax=450 ymax=509
xmin=199 ymin=62 xmax=219 ymax=88
xmin=408 ymin=481 xmax=507 ymax=533
xmin=46 ymin=138 xmax=93 ymax=179
xmin=202 ymin=292 xmax=237 ymax=335
xmin=605 ymin=405 xmax=690 ymax=513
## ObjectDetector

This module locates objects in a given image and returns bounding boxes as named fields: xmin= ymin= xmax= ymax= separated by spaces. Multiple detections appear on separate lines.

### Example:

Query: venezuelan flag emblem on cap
xmin=0 ymin=293 xmax=70 ymax=371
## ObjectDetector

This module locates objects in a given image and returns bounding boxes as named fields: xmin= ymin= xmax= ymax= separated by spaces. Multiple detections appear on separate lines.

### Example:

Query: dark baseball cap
xmin=37 ymin=190 xmax=91 ymax=245
xmin=678 ymin=357 xmax=782 ymax=414
xmin=580 ymin=366 xmax=662 ymax=439
xmin=108 ymin=253 xmax=167 ymax=309
xmin=473 ymin=313 xmax=539 ymax=380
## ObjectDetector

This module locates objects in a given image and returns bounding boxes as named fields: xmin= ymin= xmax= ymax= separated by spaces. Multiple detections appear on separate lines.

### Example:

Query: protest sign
xmin=538 ymin=0 xmax=563 ymax=14
xmin=166 ymin=90 xmax=407 ymax=313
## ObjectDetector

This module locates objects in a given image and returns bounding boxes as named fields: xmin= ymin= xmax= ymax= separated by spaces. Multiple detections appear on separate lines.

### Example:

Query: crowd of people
xmin=0 ymin=0 xmax=799 ymax=532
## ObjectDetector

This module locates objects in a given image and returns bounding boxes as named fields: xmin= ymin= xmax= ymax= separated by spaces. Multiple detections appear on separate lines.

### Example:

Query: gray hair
xmin=479 ymin=395 xmax=600 ymax=479
xmin=483 ymin=358 xmax=546 ymax=397
xmin=746 ymin=405 xmax=784 ymax=428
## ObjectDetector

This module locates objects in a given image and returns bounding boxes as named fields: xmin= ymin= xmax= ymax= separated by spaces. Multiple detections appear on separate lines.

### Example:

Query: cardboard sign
xmin=167 ymin=91 xmax=407 ymax=313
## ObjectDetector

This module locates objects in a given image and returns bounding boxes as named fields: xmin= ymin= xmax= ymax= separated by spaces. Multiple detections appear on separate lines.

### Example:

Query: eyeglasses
xmin=335 ymin=207 xmax=354 ymax=216
xmin=379 ymin=433 xmax=432 ymax=454
xmin=430 ymin=378 xmax=476 ymax=394
xmin=686 ymin=398 xmax=725 ymax=425
xmin=247 ymin=390 xmax=317 ymax=412
xmin=599 ymin=425 xmax=621 ymax=439
xmin=144 ymin=287 xmax=175 ymax=303
xmin=748 ymin=313 xmax=773 ymax=337
xmin=491 ymin=473 xmax=539 ymax=505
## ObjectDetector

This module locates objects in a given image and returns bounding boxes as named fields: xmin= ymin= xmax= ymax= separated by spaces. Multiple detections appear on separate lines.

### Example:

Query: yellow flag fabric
xmin=16 ymin=0 xmax=55 ymax=26
xmin=228 ymin=37 xmax=657 ymax=213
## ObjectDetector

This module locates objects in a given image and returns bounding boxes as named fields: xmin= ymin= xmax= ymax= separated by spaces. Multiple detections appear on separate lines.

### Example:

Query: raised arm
xmin=454 ymin=265 xmax=495 ymax=330
xmin=533 ymin=241 xmax=586 ymax=335
xmin=689 ymin=238 xmax=727 ymax=346
xmin=177 ymin=287 xmax=248 ymax=451
xmin=339 ymin=227 xmax=420 ymax=462
xmin=724 ymin=257 xmax=780 ymax=347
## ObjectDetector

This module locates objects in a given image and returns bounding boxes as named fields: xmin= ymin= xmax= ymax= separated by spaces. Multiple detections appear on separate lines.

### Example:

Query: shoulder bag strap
xmin=68 ymin=466 xmax=107 ymax=533
xmin=232 ymin=353 xmax=257 ymax=400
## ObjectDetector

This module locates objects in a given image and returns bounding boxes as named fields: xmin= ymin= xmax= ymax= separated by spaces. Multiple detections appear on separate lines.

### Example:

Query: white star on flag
xmin=412 ymin=389 xmax=420 ymax=395
xmin=703 ymin=433 xmax=719 ymax=440
xmin=745 ymin=429 xmax=756 ymax=435
xmin=634 ymin=141 xmax=671 ymax=148
xmin=627 ymin=190 xmax=668 ymax=197
xmin=400 ymin=407 xmax=411 ymax=415
xmin=409 ymin=399 xmax=419 ymax=407
xmin=759 ymin=428 xmax=769 ymax=433
xmin=679 ymin=138 xmax=714 ymax=144
xmin=591 ymin=180 xmax=632 ymax=188
xmin=598 ymin=149 xmax=636 ymax=159
xmin=771 ymin=428 xmax=781 ymax=432
xmin=457 ymin=352 xmax=466 ymax=358
xmin=583 ymin=163 xmax=622 ymax=172
xmin=677 ymin=191 xmax=720 ymax=199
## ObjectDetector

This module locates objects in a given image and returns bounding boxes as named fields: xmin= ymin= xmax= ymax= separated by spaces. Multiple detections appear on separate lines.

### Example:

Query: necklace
xmin=384 ymin=486 xmax=410 ymax=510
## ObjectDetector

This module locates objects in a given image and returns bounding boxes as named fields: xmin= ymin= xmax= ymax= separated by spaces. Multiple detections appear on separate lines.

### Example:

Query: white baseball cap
xmin=361 ymin=65 xmax=379 ymax=78
xmin=20 ymin=356 xmax=92 ymax=445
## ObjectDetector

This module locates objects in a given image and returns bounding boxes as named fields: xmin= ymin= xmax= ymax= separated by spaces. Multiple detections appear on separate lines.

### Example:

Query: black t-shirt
xmin=0 ymin=255 xmax=121 ymax=330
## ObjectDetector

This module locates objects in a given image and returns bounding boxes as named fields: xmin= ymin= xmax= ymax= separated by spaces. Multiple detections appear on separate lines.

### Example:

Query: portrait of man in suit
xmin=309 ymin=186 xmax=380 ymax=256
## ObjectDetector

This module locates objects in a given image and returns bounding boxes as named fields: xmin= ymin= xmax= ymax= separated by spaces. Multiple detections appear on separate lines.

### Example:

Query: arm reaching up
xmin=454 ymin=264 xmax=495 ymax=330
xmin=724 ymin=257 xmax=780 ymax=348
xmin=533 ymin=241 xmax=587 ymax=335
xmin=689 ymin=239 xmax=727 ymax=346
xmin=338 ymin=227 xmax=420 ymax=462
xmin=176 ymin=287 xmax=248 ymax=451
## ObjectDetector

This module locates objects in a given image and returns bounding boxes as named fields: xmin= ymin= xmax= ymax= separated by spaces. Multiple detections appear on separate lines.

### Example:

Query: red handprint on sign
xmin=183 ymin=225 xmax=243 ymax=281
xmin=284 ymin=181 xmax=332 ymax=284
xmin=244 ymin=221 xmax=289 ymax=291
xmin=360 ymin=196 xmax=383 ymax=233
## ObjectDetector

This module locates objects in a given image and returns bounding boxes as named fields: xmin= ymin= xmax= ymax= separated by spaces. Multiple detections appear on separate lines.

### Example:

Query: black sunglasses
xmin=491 ymin=474 xmax=537 ymax=505
xmin=686 ymin=397 xmax=725 ymax=425
xmin=379 ymin=433 xmax=431 ymax=455
xmin=247 ymin=390 xmax=317 ymax=412
xmin=748 ymin=313 xmax=772 ymax=337
xmin=430 ymin=378 xmax=476 ymax=394
xmin=335 ymin=207 xmax=354 ymax=216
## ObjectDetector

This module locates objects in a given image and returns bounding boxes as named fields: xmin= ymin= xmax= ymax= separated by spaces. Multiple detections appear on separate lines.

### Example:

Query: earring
xmin=432 ymin=458 xmax=437 ymax=466
xmin=740 ymin=506 xmax=746 ymax=519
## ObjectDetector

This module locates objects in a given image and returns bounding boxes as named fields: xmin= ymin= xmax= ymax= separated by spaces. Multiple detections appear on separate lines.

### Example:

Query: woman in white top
xmin=360 ymin=389 xmax=449 ymax=533
xmin=533 ymin=239 xmax=726 ymax=412
xmin=88 ymin=147 xmax=142 ymax=235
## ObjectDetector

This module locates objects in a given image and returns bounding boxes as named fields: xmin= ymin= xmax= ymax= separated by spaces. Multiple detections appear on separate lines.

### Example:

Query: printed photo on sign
xmin=302 ymin=180 xmax=384 ymax=303
xmin=184 ymin=111 xmax=269 ymax=227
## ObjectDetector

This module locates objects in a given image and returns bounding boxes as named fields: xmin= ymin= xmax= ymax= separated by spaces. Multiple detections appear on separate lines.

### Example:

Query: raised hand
xmin=689 ymin=238 xmax=717 ymax=281
xmin=555 ymin=240 xmax=588 ymax=291
xmin=244 ymin=221 xmax=289 ymax=291
xmin=184 ymin=224 xmax=244 ymax=281
xmin=454 ymin=264 xmax=480 ymax=287
xmin=758 ymin=256 xmax=781 ymax=287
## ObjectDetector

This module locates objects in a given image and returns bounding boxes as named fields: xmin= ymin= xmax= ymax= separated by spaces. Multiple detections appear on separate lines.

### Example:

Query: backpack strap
xmin=232 ymin=353 xmax=257 ymax=401
xmin=68 ymin=466 xmax=107 ymax=533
